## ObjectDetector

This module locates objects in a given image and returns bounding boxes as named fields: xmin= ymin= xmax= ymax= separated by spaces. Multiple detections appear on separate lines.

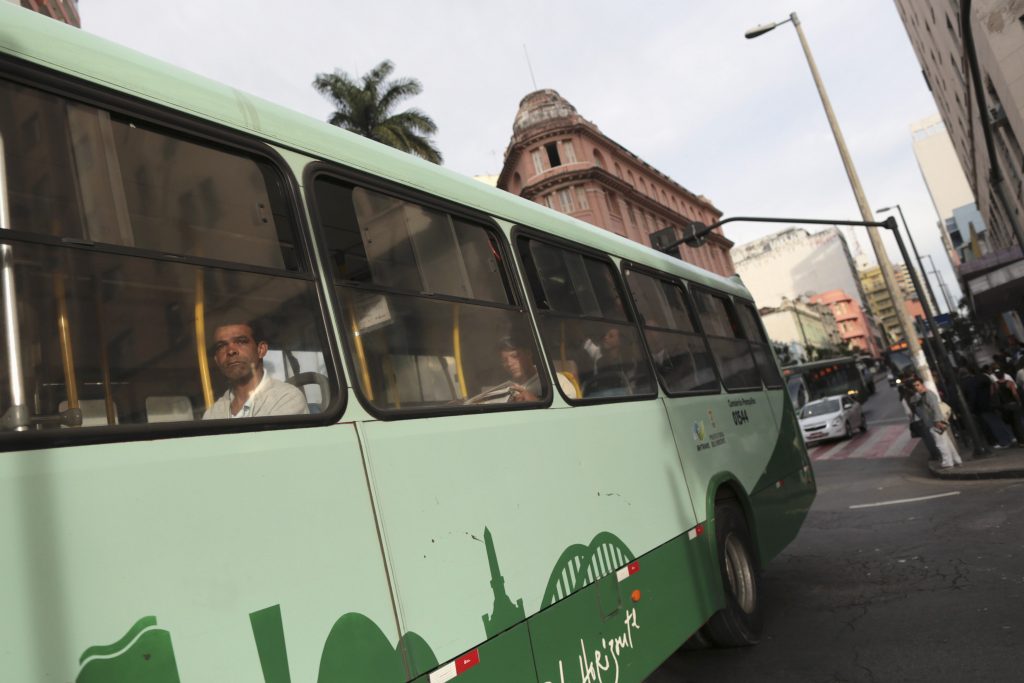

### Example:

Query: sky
xmin=80 ymin=0 xmax=964 ymax=310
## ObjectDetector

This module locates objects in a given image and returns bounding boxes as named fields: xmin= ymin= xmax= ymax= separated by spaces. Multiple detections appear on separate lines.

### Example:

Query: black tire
xmin=702 ymin=500 xmax=763 ymax=647
xmin=860 ymin=416 xmax=868 ymax=433
xmin=844 ymin=421 xmax=852 ymax=439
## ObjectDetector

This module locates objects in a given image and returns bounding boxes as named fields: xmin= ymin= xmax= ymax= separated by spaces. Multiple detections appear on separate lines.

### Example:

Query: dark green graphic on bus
xmin=481 ymin=526 xmax=525 ymax=638
xmin=73 ymin=528 xmax=634 ymax=681
xmin=76 ymin=616 xmax=180 ymax=683
xmin=540 ymin=531 xmax=635 ymax=607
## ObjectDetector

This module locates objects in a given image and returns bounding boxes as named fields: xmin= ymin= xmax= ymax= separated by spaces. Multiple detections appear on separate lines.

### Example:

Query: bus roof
xmin=0 ymin=4 xmax=750 ymax=300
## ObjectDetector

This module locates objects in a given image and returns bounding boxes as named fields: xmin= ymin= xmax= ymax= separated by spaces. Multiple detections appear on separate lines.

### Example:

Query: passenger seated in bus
xmin=499 ymin=336 xmax=541 ymax=403
xmin=203 ymin=321 xmax=309 ymax=419
xmin=581 ymin=326 xmax=635 ymax=397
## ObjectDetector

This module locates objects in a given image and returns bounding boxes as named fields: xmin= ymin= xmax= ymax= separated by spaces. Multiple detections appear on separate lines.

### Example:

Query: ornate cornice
xmin=501 ymin=120 xmax=721 ymax=219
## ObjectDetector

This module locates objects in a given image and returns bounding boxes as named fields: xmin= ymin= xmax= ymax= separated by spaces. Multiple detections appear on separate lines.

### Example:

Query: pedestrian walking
xmin=909 ymin=377 xmax=962 ymax=469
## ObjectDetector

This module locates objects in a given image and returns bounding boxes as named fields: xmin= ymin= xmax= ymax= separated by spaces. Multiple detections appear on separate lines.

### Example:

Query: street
xmin=650 ymin=380 xmax=1024 ymax=681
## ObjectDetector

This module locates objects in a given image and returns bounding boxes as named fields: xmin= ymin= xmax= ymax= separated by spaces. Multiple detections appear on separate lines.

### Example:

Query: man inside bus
xmin=203 ymin=320 xmax=309 ymax=419
xmin=499 ymin=336 xmax=541 ymax=402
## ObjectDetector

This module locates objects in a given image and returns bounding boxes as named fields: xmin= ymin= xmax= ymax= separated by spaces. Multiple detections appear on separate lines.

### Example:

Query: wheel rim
xmin=723 ymin=533 xmax=756 ymax=614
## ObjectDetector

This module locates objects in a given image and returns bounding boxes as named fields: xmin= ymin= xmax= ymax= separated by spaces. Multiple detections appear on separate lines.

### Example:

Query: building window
xmin=545 ymin=142 xmax=562 ymax=167
xmin=543 ymin=194 xmax=554 ymax=209
xmin=531 ymin=149 xmax=544 ymax=175
xmin=607 ymin=191 xmax=621 ymax=216
xmin=593 ymin=149 xmax=604 ymax=169
xmin=561 ymin=140 xmax=577 ymax=164
xmin=558 ymin=188 xmax=575 ymax=212
xmin=576 ymin=186 xmax=589 ymax=210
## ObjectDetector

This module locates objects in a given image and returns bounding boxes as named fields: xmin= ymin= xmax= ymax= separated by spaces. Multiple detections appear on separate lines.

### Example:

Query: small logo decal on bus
xmin=692 ymin=420 xmax=707 ymax=442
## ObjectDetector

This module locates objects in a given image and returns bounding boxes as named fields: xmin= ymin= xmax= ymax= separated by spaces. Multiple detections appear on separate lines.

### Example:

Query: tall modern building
xmin=859 ymin=264 xmax=926 ymax=344
xmin=910 ymin=114 xmax=986 ymax=264
xmin=497 ymin=90 xmax=734 ymax=277
xmin=896 ymin=1 xmax=1024 ymax=327
xmin=895 ymin=1 xmax=1021 ymax=252
xmin=731 ymin=227 xmax=867 ymax=310
xmin=8 ymin=0 xmax=79 ymax=26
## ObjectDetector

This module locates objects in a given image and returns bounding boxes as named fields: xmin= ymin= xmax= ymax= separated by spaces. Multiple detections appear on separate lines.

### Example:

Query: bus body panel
xmin=663 ymin=388 xmax=779 ymax=526
xmin=408 ymin=622 xmax=537 ymax=683
xmin=359 ymin=402 xmax=698 ymax=675
xmin=527 ymin=531 xmax=717 ymax=683
xmin=0 ymin=5 xmax=816 ymax=680
xmin=0 ymin=425 xmax=403 ymax=682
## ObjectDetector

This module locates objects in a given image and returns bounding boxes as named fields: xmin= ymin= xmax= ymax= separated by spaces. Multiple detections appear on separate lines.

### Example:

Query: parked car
xmin=798 ymin=395 xmax=866 ymax=444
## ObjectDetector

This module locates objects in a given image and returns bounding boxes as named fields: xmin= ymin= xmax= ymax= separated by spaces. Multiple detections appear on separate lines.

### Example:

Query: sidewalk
xmin=928 ymin=443 xmax=1024 ymax=480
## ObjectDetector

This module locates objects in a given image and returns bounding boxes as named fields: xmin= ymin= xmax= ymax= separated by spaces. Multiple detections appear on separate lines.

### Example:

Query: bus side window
xmin=516 ymin=237 xmax=655 ymax=402
xmin=624 ymin=269 xmax=719 ymax=394
xmin=312 ymin=177 xmax=546 ymax=414
xmin=0 ymin=77 xmax=336 ymax=433
xmin=734 ymin=301 xmax=784 ymax=388
xmin=690 ymin=288 xmax=761 ymax=391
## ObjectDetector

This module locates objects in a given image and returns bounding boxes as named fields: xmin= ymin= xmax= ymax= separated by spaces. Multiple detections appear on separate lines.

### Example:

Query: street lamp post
xmin=745 ymin=12 xmax=934 ymax=391
xmin=920 ymin=253 xmax=957 ymax=314
xmin=657 ymin=214 xmax=990 ymax=458
xmin=876 ymin=204 xmax=942 ymax=314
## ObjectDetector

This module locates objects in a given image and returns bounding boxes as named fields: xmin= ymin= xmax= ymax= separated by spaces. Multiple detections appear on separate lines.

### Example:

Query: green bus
xmin=0 ymin=6 xmax=814 ymax=682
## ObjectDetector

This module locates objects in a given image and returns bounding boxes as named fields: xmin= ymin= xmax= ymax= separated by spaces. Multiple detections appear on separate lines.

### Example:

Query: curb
xmin=928 ymin=462 xmax=1024 ymax=480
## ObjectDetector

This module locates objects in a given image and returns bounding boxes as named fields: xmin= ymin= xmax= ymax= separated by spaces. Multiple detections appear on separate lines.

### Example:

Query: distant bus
xmin=0 ymin=6 xmax=815 ymax=682
xmin=783 ymin=357 xmax=874 ymax=407
xmin=885 ymin=340 xmax=914 ymax=376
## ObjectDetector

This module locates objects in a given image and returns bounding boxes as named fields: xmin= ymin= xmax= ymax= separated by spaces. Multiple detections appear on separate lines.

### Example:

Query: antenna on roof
xmin=523 ymin=44 xmax=538 ymax=90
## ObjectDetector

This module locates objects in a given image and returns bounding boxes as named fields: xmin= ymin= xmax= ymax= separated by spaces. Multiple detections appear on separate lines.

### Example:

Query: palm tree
xmin=313 ymin=60 xmax=443 ymax=164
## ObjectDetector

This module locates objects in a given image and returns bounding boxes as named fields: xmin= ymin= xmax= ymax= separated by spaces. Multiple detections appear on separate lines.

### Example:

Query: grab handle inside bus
xmin=0 ymin=132 xmax=29 ymax=431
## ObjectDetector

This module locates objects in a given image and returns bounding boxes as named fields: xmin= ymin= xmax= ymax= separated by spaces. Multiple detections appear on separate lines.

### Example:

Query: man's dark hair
xmin=497 ymin=334 xmax=532 ymax=354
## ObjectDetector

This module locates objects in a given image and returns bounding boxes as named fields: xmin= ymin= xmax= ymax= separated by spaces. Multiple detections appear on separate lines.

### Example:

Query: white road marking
xmin=849 ymin=491 xmax=961 ymax=509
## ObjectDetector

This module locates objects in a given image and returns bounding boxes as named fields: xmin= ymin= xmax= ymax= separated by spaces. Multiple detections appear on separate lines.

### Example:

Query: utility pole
xmin=745 ymin=12 xmax=934 ymax=389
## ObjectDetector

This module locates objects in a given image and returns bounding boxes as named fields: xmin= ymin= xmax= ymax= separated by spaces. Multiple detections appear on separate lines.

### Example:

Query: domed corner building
xmin=497 ymin=89 xmax=735 ymax=277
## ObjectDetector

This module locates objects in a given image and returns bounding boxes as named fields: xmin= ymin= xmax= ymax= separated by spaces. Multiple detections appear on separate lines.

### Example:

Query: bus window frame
xmin=687 ymin=283 xmax=764 ymax=394
xmin=0 ymin=60 xmax=348 ymax=452
xmin=304 ymin=163 xmax=554 ymax=420
xmin=619 ymin=261 xmax=724 ymax=398
xmin=510 ymin=225 xmax=658 ymax=407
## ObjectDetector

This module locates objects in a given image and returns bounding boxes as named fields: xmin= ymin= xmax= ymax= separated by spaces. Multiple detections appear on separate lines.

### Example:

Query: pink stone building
xmin=15 ymin=0 xmax=79 ymax=26
xmin=497 ymin=90 xmax=734 ymax=277
xmin=809 ymin=289 xmax=883 ymax=359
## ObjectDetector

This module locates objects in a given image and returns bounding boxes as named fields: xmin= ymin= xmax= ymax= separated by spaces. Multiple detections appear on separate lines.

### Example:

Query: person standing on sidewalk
xmin=965 ymin=366 xmax=1016 ymax=449
xmin=910 ymin=377 xmax=963 ymax=469
xmin=993 ymin=368 xmax=1024 ymax=445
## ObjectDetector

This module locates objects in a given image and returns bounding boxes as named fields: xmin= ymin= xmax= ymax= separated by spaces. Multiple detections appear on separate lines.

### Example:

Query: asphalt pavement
xmin=823 ymin=372 xmax=1024 ymax=480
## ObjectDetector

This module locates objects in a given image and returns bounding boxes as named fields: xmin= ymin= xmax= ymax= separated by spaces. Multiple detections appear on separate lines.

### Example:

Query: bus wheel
xmin=702 ymin=500 xmax=763 ymax=647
